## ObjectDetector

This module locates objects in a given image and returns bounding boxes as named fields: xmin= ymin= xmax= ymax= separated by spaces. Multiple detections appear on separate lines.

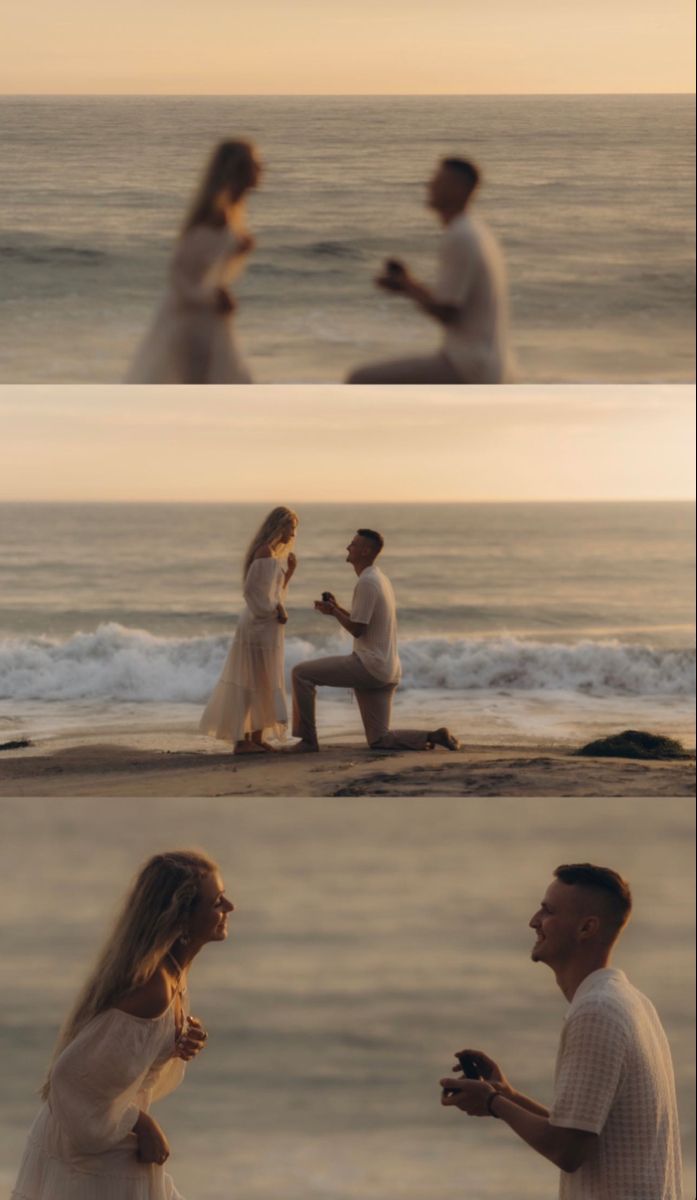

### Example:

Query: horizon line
xmin=1 ymin=498 xmax=694 ymax=506
xmin=1 ymin=91 xmax=694 ymax=99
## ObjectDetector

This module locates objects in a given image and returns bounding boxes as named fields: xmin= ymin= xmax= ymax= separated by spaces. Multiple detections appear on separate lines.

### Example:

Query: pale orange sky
xmin=1 ymin=0 xmax=695 ymax=94
xmin=0 ymin=385 xmax=693 ymax=502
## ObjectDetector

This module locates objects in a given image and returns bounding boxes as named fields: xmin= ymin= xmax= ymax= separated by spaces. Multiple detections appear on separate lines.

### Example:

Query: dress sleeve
xmin=149 ymin=1056 xmax=187 ymax=1102
xmin=169 ymin=227 xmax=230 ymax=307
xmin=549 ymin=1003 xmax=628 ymax=1134
xmin=243 ymin=559 xmax=282 ymax=618
xmin=49 ymin=1010 xmax=171 ymax=1154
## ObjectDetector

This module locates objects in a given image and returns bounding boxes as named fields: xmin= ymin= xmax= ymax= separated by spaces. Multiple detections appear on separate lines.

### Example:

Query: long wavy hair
xmin=243 ymin=506 xmax=298 ymax=579
xmin=41 ymin=849 xmax=217 ymax=1099
xmin=182 ymin=139 xmax=259 ymax=235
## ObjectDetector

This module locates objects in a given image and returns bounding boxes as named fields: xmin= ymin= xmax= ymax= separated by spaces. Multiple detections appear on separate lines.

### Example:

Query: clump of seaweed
xmin=575 ymin=730 xmax=692 ymax=760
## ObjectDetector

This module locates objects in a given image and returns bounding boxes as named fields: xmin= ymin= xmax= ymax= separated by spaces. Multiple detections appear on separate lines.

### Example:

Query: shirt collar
xmin=569 ymin=966 xmax=626 ymax=1009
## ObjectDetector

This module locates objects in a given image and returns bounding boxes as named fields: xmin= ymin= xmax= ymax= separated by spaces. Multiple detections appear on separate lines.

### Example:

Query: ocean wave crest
xmin=0 ymin=623 xmax=693 ymax=703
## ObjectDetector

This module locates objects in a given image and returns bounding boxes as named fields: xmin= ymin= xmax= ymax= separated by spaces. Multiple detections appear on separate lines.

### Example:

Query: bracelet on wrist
xmin=486 ymin=1089 xmax=501 ymax=1118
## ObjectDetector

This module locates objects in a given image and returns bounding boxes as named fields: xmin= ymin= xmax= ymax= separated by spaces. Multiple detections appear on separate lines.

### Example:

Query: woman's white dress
xmin=12 ymin=1001 xmax=188 ymax=1200
xmin=127 ymin=223 xmax=252 ymax=383
xmin=200 ymin=557 xmax=288 ymax=743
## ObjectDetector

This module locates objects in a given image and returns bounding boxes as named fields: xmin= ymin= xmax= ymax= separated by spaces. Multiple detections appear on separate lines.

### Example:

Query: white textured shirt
xmin=436 ymin=212 xmax=510 ymax=383
xmin=350 ymin=565 xmax=401 ymax=685
xmin=550 ymin=968 xmax=682 ymax=1200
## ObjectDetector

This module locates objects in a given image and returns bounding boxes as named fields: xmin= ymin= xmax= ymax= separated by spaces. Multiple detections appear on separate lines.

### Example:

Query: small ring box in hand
xmin=442 ymin=1051 xmax=482 ymax=1097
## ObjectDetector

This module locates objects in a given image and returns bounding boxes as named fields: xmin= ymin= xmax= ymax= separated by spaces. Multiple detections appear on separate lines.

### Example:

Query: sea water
xmin=0 ymin=95 xmax=694 ymax=383
xmin=0 ymin=795 xmax=694 ymax=1199
xmin=0 ymin=501 xmax=694 ymax=747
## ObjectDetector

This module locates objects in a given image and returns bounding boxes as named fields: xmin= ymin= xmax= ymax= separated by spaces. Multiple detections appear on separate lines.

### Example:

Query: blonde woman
xmin=200 ymin=506 xmax=298 ymax=754
xmin=12 ymin=850 xmax=234 ymax=1200
xmin=127 ymin=139 xmax=262 ymax=383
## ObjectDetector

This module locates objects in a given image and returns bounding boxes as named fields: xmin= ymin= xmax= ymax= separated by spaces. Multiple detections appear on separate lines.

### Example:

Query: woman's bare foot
xmin=233 ymin=740 xmax=267 ymax=755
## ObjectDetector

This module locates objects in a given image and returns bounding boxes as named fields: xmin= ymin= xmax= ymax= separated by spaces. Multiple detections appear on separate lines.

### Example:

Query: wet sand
xmin=1 ymin=736 xmax=693 ymax=797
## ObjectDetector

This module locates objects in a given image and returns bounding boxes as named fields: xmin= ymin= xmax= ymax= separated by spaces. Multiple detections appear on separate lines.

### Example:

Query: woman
xmin=200 ymin=506 xmax=298 ymax=754
xmin=127 ymin=139 xmax=261 ymax=383
xmin=12 ymin=850 xmax=233 ymax=1200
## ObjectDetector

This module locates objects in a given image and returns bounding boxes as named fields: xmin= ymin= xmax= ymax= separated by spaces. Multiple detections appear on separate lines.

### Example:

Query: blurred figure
xmin=200 ymin=506 xmax=298 ymax=754
xmin=12 ymin=849 xmax=233 ymax=1200
xmin=347 ymin=157 xmax=511 ymax=384
xmin=127 ymin=139 xmax=261 ymax=383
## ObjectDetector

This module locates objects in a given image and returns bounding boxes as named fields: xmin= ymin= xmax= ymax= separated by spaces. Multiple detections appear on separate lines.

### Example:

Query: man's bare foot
xmin=284 ymin=740 xmax=320 ymax=754
xmin=428 ymin=727 xmax=460 ymax=751
xmin=233 ymin=740 xmax=267 ymax=755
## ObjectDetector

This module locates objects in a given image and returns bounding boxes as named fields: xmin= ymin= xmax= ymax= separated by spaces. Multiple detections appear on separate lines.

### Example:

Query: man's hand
xmin=175 ymin=1015 xmax=208 ymax=1061
xmin=314 ymin=592 xmax=339 ymax=616
xmin=133 ymin=1111 xmax=170 ymax=1164
xmin=440 ymin=1077 xmax=497 ymax=1116
xmin=454 ymin=1048 xmax=513 ymax=1096
xmin=376 ymin=258 xmax=413 ymax=294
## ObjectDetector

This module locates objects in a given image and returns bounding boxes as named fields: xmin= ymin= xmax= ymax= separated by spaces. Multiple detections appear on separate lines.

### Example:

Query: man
xmin=290 ymin=529 xmax=459 ymax=753
xmin=440 ymin=864 xmax=683 ymax=1199
xmin=347 ymin=157 xmax=511 ymax=384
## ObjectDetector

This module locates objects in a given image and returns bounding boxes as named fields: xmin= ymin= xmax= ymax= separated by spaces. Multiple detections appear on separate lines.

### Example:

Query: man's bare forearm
xmin=404 ymin=279 xmax=460 ymax=326
xmin=332 ymin=608 xmax=365 ymax=638
xmin=489 ymin=1093 xmax=591 ymax=1172
xmin=500 ymin=1086 xmax=550 ymax=1118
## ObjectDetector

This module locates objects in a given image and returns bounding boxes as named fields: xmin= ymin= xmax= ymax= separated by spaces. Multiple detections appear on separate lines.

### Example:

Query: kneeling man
xmin=291 ymin=528 xmax=458 ymax=753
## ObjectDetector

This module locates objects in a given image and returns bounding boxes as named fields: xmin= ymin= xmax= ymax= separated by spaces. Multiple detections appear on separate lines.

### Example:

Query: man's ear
xmin=578 ymin=915 xmax=601 ymax=942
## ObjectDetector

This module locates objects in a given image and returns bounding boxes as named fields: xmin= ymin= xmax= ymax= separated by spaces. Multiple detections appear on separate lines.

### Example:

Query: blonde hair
xmin=41 ymin=849 xmax=217 ymax=1099
xmin=182 ymin=139 xmax=258 ymax=234
xmin=243 ymin=506 xmax=298 ymax=579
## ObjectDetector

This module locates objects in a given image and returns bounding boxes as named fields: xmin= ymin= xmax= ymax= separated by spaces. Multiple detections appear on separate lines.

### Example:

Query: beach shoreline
xmin=1 ymin=735 xmax=693 ymax=797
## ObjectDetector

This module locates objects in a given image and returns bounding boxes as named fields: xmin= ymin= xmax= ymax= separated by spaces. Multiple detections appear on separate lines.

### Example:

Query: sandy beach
xmin=1 ymin=734 xmax=693 ymax=797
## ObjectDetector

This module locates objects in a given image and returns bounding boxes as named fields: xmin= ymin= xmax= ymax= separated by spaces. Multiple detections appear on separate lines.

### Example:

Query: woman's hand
xmin=133 ymin=1110 xmax=170 ymax=1165
xmin=235 ymin=233 xmax=256 ymax=257
xmin=214 ymin=287 xmax=236 ymax=315
xmin=176 ymin=1015 xmax=209 ymax=1062
xmin=276 ymin=605 xmax=289 ymax=624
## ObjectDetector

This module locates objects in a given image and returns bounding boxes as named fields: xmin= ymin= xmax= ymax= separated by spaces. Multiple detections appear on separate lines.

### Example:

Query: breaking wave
xmin=0 ymin=624 xmax=693 ymax=703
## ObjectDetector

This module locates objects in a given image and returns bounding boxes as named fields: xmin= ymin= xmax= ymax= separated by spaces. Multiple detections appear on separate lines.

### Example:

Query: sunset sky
xmin=0 ymin=385 xmax=693 ymax=503
xmin=1 ymin=0 xmax=694 ymax=94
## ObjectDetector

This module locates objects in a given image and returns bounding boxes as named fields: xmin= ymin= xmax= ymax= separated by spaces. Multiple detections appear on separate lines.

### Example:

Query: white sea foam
xmin=0 ymin=623 xmax=693 ymax=703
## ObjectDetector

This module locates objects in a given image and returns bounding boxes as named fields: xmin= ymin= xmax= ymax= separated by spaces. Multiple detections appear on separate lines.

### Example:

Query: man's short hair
xmin=442 ymin=157 xmax=480 ymax=192
xmin=357 ymin=528 xmax=384 ymax=556
xmin=554 ymin=863 xmax=632 ymax=935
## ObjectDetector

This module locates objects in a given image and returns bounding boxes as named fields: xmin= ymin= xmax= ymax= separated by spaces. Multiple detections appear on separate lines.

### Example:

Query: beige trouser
xmin=292 ymin=653 xmax=431 ymax=750
xmin=346 ymin=352 xmax=464 ymax=384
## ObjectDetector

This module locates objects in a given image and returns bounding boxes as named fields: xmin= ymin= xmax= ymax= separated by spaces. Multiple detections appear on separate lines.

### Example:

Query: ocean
xmin=0 ymin=95 xmax=694 ymax=383
xmin=1 ymin=794 xmax=694 ymax=1199
xmin=0 ymin=501 xmax=694 ymax=748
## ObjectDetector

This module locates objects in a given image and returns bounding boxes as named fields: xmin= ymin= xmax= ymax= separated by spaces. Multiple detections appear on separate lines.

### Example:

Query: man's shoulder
xmin=568 ymin=983 xmax=637 ymax=1039
xmin=358 ymin=566 xmax=388 ymax=586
